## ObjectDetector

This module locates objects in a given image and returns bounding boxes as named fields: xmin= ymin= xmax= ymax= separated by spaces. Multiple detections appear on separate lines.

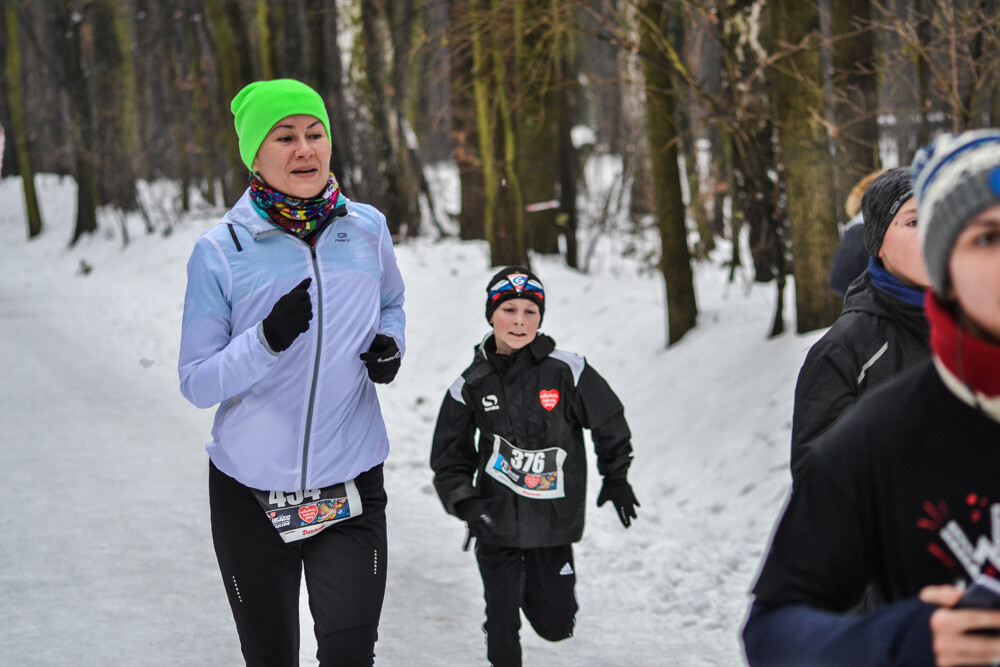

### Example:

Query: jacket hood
xmin=842 ymin=272 xmax=929 ymax=343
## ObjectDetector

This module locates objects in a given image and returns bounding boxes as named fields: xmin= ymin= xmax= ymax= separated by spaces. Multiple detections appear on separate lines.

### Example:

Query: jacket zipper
xmin=301 ymin=242 xmax=324 ymax=490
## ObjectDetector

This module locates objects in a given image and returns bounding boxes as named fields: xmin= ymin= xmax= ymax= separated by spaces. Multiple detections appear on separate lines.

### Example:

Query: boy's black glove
xmin=455 ymin=497 xmax=499 ymax=542
xmin=359 ymin=334 xmax=401 ymax=384
xmin=262 ymin=278 xmax=313 ymax=352
xmin=597 ymin=478 xmax=639 ymax=528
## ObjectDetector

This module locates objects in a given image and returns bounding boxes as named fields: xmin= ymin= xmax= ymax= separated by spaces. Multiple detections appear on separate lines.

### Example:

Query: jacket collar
xmin=466 ymin=334 xmax=556 ymax=386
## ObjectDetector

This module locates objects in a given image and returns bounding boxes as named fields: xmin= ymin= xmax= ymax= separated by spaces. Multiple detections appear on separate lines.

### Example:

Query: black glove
xmin=597 ymin=478 xmax=639 ymax=528
xmin=359 ymin=334 xmax=401 ymax=384
xmin=455 ymin=497 xmax=499 ymax=542
xmin=261 ymin=278 xmax=313 ymax=352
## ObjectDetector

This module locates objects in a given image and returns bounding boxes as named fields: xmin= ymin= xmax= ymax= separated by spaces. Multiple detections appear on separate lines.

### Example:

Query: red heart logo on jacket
xmin=539 ymin=389 xmax=559 ymax=411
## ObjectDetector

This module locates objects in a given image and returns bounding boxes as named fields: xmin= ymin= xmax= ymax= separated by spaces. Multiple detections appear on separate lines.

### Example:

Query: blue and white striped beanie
xmin=913 ymin=129 xmax=1000 ymax=296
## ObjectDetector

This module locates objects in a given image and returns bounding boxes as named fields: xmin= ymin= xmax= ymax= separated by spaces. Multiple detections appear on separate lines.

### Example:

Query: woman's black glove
xmin=359 ymin=334 xmax=401 ymax=384
xmin=455 ymin=497 xmax=499 ymax=542
xmin=261 ymin=278 xmax=313 ymax=352
xmin=597 ymin=478 xmax=639 ymax=528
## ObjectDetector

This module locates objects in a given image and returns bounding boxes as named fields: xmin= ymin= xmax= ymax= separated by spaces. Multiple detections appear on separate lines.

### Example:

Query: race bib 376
xmin=485 ymin=435 xmax=567 ymax=499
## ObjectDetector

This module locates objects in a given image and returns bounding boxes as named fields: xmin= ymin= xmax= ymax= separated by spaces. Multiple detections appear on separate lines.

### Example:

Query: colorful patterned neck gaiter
xmin=248 ymin=172 xmax=343 ymax=240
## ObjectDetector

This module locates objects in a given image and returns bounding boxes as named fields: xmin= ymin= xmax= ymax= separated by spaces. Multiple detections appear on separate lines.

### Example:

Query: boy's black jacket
xmin=790 ymin=272 xmax=929 ymax=478
xmin=430 ymin=333 xmax=632 ymax=548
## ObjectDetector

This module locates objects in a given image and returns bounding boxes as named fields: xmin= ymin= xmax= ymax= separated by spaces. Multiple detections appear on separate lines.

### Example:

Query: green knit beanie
xmin=230 ymin=79 xmax=331 ymax=171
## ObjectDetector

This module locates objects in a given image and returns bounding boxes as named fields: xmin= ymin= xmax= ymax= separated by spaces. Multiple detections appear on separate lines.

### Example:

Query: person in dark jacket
xmin=828 ymin=217 xmax=867 ymax=298
xmin=743 ymin=129 xmax=1000 ymax=666
xmin=829 ymin=170 xmax=883 ymax=298
xmin=791 ymin=167 xmax=931 ymax=479
xmin=430 ymin=266 xmax=638 ymax=667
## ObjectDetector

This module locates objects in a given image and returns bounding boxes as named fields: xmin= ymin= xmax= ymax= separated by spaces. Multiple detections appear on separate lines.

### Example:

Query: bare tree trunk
xmin=91 ymin=0 xmax=139 ymax=218
xmin=53 ymin=0 xmax=99 ymax=245
xmin=184 ymin=0 xmax=217 ymax=207
xmin=361 ymin=2 xmax=408 ymax=236
xmin=715 ymin=0 xmax=783 ymax=286
xmin=488 ymin=0 xmax=526 ymax=266
xmin=518 ymin=0 xmax=560 ymax=255
xmin=308 ymin=0 xmax=354 ymax=194
xmin=639 ymin=1 xmax=697 ymax=346
xmin=250 ymin=0 xmax=273 ymax=80
xmin=676 ymin=5 xmax=712 ymax=259
xmin=111 ymin=0 xmax=140 ymax=201
xmin=556 ymin=5 xmax=579 ymax=269
xmin=205 ymin=0 xmax=255 ymax=205
xmin=915 ymin=0 xmax=932 ymax=151
xmin=166 ymin=3 xmax=191 ymax=214
xmin=447 ymin=0 xmax=486 ymax=239
xmin=470 ymin=0 xmax=526 ymax=267
xmin=388 ymin=0 xmax=423 ymax=237
xmin=679 ymin=110 xmax=710 ymax=259
xmin=579 ymin=0 xmax=624 ymax=155
xmin=831 ymin=0 xmax=879 ymax=195
xmin=2 ymin=0 xmax=43 ymax=238
xmin=268 ymin=0 xmax=307 ymax=80
xmin=771 ymin=0 xmax=842 ymax=332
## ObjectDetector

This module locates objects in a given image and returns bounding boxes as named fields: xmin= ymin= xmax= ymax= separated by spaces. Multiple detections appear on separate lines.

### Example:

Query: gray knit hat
xmin=913 ymin=129 xmax=1000 ymax=296
xmin=861 ymin=168 xmax=913 ymax=256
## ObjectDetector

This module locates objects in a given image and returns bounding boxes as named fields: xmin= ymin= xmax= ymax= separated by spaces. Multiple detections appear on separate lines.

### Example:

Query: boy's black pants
xmin=209 ymin=461 xmax=387 ymax=667
xmin=474 ymin=542 xmax=578 ymax=667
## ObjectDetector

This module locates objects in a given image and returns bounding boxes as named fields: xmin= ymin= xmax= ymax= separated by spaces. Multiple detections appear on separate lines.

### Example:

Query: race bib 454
xmin=252 ymin=481 xmax=362 ymax=543
xmin=485 ymin=435 xmax=567 ymax=499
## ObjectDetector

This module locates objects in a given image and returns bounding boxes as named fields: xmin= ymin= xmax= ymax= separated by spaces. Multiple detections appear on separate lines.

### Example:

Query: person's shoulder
xmin=445 ymin=351 xmax=481 ymax=404
xmin=802 ymin=313 xmax=865 ymax=366
xmin=843 ymin=216 xmax=865 ymax=234
xmin=547 ymin=348 xmax=585 ymax=381
xmin=813 ymin=360 xmax=937 ymax=457
xmin=194 ymin=223 xmax=224 ymax=245
xmin=860 ymin=359 xmax=936 ymax=408
xmin=803 ymin=360 xmax=940 ymax=488
xmin=189 ymin=219 xmax=238 ymax=260
xmin=532 ymin=336 xmax=590 ymax=386
xmin=455 ymin=339 xmax=493 ymax=387
xmin=343 ymin=199 xmax=388 ymax=230
xmin=811 ymin=284 xmax=888 ymax=357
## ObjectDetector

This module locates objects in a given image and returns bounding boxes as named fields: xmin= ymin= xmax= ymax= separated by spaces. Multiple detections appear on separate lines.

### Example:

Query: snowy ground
xmin=0 ymin=174 xmax=824 ymax=665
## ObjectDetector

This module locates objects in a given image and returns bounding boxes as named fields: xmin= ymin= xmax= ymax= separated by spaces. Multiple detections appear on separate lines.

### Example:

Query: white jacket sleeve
xmin=178 ymin=234 xmax=280 ymax=409
xmin=376 ymin=221 xmax=406 ymax=355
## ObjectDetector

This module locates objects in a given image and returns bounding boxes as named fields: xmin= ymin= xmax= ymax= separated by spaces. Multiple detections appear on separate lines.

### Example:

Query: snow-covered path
xmin=0 ymin=188 xmax=236 ymax=663
xmin=0 ymin=176 xmax=822 ymax=665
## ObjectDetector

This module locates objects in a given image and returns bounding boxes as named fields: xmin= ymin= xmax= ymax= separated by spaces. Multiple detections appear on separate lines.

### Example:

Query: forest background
xmin=2 ymin=0 xmax=1000 ymax=344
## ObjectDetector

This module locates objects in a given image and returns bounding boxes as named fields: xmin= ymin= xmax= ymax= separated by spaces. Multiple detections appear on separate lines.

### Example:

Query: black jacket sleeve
xmin=790 ymin=338 xmax=858 ymax=478
xmin=573 ymin=363 xmax=632 ymax=480
xmin=755 ymin=428 xmax=877 ymax=612
xmin=429 ymin=386 xmax=480 ymax=516
xmin=743 ymin=599 xmax=936 ymax=666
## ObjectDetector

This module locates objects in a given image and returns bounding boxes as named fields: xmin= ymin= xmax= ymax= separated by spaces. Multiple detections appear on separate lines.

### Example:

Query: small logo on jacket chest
xmin=539 ymin=389 xmax=559 ymax=411
xmin=482 ymin=395 xmax=500 ymax=412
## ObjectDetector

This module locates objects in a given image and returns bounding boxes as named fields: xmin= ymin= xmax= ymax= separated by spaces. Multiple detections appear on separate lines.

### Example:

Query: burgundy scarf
xmin=927 ymin=292 xmax=1000 ymax=421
